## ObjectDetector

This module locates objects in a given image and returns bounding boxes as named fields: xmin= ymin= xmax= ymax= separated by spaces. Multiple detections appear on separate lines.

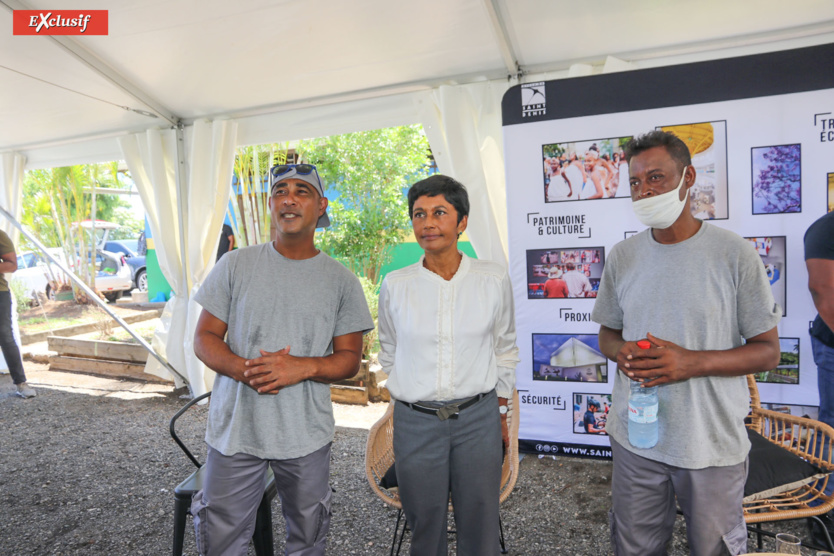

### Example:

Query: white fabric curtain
xmin=418 ymin=81 xmax=511 ymax=265
xmin=118 ymin=120 xmax=238 ymax=394
xmin=0 ymin=153 xmax=26 ymax=242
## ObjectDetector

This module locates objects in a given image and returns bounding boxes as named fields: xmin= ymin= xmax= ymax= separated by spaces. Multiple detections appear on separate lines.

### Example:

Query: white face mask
xmin=631 ymin=168 xmax=689 ymax=229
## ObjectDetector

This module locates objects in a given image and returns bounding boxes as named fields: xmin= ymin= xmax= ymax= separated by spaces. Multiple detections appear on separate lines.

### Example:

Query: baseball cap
xmin=269 ymin=164 xmax=331 ymax=228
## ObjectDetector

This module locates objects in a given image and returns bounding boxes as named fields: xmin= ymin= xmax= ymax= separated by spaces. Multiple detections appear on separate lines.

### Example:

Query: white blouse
xmin=378 ymin=254 xmax=520 ymax=403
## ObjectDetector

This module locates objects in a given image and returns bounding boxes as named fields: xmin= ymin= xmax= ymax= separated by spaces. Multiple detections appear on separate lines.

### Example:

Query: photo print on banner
xmin=753 ymin=337 xmax=800 ymax=385
xmin=541 ymin=135 xmax=632 ymax=202
xmin=657 ymin=121 xmax=729 ymax=220
xmin=532 ymin=333 xmax=608 ymax=383
xmin=828 ymin=173 xmax=834 ymax=212
xmin=573 ymin=392 xmax=611 ymax=436
xmin=744 ymin=236 xmax=787 ymax=316
xmin=526 ymin=247 xmax=605 ymax=299
xmin=751 ymin=143 xmax=802 ymax=214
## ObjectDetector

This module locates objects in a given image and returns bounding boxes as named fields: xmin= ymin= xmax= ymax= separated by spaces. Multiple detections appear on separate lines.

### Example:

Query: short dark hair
xmin=624 ymin=130 xmax=692 ymax=169
xmin=407 ymin=174 xmax=470 ymax=224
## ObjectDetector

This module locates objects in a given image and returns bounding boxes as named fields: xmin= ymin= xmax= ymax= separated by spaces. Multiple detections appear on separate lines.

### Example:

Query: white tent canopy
xmin=3 ymin=0 xmax=834 ymax=390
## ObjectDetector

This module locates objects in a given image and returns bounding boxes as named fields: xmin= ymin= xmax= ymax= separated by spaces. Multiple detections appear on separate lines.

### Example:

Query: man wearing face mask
xmin=591 ymin=131 xmax=781 ymax=556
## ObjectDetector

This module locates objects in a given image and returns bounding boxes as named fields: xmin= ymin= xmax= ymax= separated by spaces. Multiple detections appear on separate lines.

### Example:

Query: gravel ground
xmin=0 ymin=363 xmax=812 ymax=555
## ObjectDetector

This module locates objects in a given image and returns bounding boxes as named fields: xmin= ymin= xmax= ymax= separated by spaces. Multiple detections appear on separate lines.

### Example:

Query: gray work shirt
xmin=592 ymin=222 xmax=781 ymax=469
xmin=194 ymin=242 xmax=374 ymax=460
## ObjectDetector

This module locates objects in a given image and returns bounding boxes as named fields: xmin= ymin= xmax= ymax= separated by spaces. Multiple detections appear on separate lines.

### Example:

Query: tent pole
xmin=174 ymin=125 xmax=191 ymax=295
xmin=0 ymin=205 xmax=189 ymax=386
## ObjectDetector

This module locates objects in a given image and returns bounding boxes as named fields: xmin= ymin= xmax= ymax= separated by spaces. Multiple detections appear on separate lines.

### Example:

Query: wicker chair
xmin=744 ymin=374 xmax=834 ymax=551
xmin=365 ymin=389 xmax=520 ymax=555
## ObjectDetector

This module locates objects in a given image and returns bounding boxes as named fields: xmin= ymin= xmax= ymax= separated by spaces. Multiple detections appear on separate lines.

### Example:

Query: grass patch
xmin=19 ymin=316 xmax=89 ymax=333
xmin=104 ymin=321 xmax=157 ymax=344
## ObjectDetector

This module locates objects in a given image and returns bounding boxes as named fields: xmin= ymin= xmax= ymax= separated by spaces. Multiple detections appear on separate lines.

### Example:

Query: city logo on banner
xmin=13 ymin=10 xmax=108 ymax=35
xmin=521 ymin=82 xmax=546 ymax=118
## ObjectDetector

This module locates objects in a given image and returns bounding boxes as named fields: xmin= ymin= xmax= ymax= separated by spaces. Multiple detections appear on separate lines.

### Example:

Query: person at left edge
xmin=0 ymin=229 xmax=36 ymax=398
xmin=378 ymin=174 xmax=520 ymax=556
xmin=191 ymin=163 xmax=374 ymax=556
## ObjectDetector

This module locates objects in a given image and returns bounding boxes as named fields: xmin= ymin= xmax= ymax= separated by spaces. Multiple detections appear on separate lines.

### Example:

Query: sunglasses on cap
xmin=270 ymin=163 xmax=317 ymax=177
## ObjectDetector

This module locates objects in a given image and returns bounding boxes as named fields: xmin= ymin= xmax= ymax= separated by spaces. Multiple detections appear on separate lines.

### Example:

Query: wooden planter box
xmin=47 ymin=336 xmax=171 ymax=384
xmin=22 ymin=309 xmax=161 ymax=345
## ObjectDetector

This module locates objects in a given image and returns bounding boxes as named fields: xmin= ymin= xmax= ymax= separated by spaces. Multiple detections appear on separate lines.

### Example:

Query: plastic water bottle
xmin=628 ymin=339 xmax=658 ymax=449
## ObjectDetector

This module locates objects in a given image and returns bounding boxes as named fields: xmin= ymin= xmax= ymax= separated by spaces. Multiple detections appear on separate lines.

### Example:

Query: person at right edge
xmin=805 ymin=209 xmax=834 ymax=546
xmin=591 ymin=130 xmax=781 ymax=556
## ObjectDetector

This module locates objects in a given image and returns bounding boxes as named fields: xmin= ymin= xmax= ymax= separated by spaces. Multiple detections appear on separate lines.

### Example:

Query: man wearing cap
xmin=592 ymin=131 xmax=780 ymax=555
xmin=543 ymin=266 xmax=568 ymax=298
xmin=192 ymin=163 xmax=374 ymax=556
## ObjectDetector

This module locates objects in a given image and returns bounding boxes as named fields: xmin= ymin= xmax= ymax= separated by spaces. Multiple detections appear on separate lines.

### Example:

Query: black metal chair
xmin=170 ymin=391 xmax=278 ymax=556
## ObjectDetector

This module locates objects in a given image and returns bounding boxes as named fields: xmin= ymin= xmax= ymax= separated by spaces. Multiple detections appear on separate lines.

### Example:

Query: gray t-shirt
xmin=193 ymin=242 xmax=374 ymax=460
xmin=591 ymin=222 xmax=781 ymax=468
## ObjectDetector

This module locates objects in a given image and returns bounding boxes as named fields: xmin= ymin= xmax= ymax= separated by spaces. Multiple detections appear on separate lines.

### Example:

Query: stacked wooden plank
xmin=47 ymin=336 xmax=389 ymax=396
xmin=331 ymin=361 xmax=371 ymax=405
xmin=22 ymin=309 xmax=161 ymax=345
xmin=47 ymin=336 xmax=172 ymax=384
xmin=330 ymin=361 xmax=390 ymax=405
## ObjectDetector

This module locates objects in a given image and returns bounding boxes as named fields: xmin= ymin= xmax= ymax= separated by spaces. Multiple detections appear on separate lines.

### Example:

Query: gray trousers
xmin=0 ymin=291 xmax=26 ymax=385
xmin=392 ymin=390 xmax=502 ymax=556
xmin=610 ymin=438 xmax=748 ymax=556
xmin=192 ymin=443 xmax=332 ymax=556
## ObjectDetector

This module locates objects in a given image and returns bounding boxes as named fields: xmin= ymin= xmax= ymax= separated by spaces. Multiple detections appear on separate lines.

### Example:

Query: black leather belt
xmin=401 ymin=393 xmax=487 ymax=421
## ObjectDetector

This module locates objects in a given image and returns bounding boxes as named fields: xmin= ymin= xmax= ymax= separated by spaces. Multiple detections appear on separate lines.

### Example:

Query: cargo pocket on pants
xmin=609 ymin=509 xmax=622 ymax=556
xmin=313 ymin=487 xmax=333 ymax=546
xmin=722 ymin=521 xmax=747 ymax=555
xmin=191 ymin=490 xmax=209 ymax=556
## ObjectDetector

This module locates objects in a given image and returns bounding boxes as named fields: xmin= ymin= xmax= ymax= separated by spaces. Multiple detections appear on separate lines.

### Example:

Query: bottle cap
xmin=637 ymin=340 xmax=651 ymax=350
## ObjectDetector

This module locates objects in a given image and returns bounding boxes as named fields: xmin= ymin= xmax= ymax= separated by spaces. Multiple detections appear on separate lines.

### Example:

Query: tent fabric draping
xmin=234 ymin=83 xmax=512 ymax=263
xmin=0 ymin=153 xmax=25 ymax=242
xmin=118 ymin=119 xmax=238 ymax=394
xmin=418 ymin=80 xmax=511 ymax=265
xmin=235 ymin=90 xmax=424 ymax=149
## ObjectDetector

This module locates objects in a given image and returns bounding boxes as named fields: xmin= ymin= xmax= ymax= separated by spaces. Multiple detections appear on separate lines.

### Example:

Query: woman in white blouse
xmin=378 ymin=175 xmax=520 ymax=556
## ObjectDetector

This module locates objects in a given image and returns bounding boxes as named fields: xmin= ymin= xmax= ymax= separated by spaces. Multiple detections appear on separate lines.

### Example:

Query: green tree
xmin=231 ymin=143 xmax=289 ymax=248
xmin=297 ymin=125 xmax=431 ymax=286
xmin=22 ymin=163 xmax=135 ymax=247
xmin=21 ymin=163 xmax=135 ymax=299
